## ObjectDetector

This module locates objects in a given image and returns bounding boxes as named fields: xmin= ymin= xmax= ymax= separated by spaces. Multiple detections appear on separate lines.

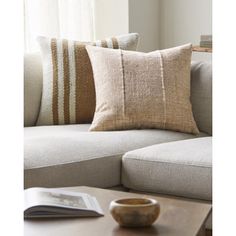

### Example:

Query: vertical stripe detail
xmin=68 ymin=40 xmax=76 ymax=124
xmin=159 ymin=51 xmax=166 ymax=129
xmin=74 ymin=43 xmax=81 ymax=123
xmin=120 ymin=50 xmax=126 ymax=116
xmin=74 ymin=43 xmax=95 ymax=123
xmin=56 ymin=40 xmax=64 ymax=124
xmin=51 ymin=38 xmax=59 ymax=125
xmin=101 ymin=39 xmax=108 ymax=48
xmin=62 ymin=39 xmax=70 ymax=124
xmin=111 ymin=37 xmax=119 ymax=49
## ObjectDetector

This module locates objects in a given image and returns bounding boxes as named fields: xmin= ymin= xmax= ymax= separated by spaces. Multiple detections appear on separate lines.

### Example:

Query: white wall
xmin=94 ymin=0 xmax=212 ymax=61
xmin=93 ymin=0 xmax=129 ymax=39
xmin=93 ymin=0 xmax=160 ymax=52
xmin=129 ymin=0 xmax=160 ymax=52
xmin=160 ymin=0 xmax=212 ymax=61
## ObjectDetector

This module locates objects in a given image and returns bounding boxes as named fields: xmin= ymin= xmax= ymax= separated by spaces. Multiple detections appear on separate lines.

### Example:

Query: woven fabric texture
xmin=36 ymin=33 xmax=139 ymax=125
xmin=86 ymin=44 xmax=199 ymax=134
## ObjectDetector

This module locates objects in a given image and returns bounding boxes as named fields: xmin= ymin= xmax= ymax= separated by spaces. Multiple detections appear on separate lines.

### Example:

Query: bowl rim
xmin=110 ymin=197 xmax=159 ymax=208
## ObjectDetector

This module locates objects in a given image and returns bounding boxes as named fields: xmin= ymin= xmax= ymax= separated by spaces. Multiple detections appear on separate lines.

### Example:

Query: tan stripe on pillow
xmin=68 ymin=40 xmax=76 ymax=124
xmin=101 ymin=40 xmax=108 ymax=48
xmin=74 ymin=43 xmax=95 ymax=123
xmin=56 ymin=40 xmax=65 ymax=124
xmin=62 ymin=39 xmax=70 ymax=124
xmin=51 ymin=38 xmax=59 ymax=125
xmin=111 ymin=37 xmax=119 ymax=49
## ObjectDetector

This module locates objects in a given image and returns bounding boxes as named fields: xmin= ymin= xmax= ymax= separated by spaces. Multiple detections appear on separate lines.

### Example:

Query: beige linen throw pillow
xmin=86 ymin=44 xmax=199 ymax=134
xmin=36 ymin=33 xmax=139 ymax=125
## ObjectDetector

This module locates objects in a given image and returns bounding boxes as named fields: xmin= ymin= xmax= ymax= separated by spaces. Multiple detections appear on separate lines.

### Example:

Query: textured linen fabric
xmin=24 ymin=52 xmax=43 ymax=126
xmin=24 ymin=124 xmax=206 ymax=188
xmin=122 ymin=137 xmax=212 ymax=200
xmin=36 ymin=33 xmax=139 ymax=126
xmin=191 ymin=61 xmax=212 ymax=135
xmin=86 ymin=44 xmax=199 ymax=134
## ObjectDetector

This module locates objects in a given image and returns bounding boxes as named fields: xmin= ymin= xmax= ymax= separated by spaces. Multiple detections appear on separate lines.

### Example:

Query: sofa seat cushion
xmin=122 ymin=137 xmax=212 ymax=200
xmin=24 ymin=124 xmax=206 ymax=188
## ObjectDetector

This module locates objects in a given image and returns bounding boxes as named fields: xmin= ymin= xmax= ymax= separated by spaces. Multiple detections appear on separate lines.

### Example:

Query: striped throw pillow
xmin=36 ymin=33 xmax=139 ymax=125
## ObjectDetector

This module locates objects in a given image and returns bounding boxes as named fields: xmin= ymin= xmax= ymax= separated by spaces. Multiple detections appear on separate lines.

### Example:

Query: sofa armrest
xmin=24 ymin=52 xmax=43 ymax=127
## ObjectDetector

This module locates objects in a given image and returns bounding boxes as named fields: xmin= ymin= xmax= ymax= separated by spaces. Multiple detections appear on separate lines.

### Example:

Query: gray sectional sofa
xmin=24 ymin=52 xmax=212 ymax=227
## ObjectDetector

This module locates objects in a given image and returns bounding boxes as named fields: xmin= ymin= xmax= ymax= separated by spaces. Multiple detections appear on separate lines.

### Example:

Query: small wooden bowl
xmin=109 ymin=198 xmax=160 ymax=227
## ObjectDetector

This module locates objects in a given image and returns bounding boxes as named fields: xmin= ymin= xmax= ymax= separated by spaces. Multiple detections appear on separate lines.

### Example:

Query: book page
xmin=37 ymin=191 xmax=87 ymax=209
xmin=24 ymin=187 xmax=104 ymax=215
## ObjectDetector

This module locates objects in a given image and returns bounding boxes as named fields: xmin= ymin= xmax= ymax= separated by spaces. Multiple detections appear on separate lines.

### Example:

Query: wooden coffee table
xmin=24 ymin=186 xmax=211 ymax=236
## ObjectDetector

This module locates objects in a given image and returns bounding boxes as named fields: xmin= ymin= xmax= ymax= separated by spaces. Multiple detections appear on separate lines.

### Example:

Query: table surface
xmin=24 ymin=186 xmax=212 ymax=236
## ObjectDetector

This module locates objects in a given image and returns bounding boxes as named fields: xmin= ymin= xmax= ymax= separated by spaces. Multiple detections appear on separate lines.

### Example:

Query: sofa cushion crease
xmin=122 ymin=157 xmax=211 ymax=169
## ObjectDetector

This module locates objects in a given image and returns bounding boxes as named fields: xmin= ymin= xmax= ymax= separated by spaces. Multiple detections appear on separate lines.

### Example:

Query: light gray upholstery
xmin=191 ymin=61 xmax=212 ymax=135
xmin=122 ymin=137 xmax=212 ymax=201
xmin=24 ymin=124 xmax=206 ymax=188
xmin=24 ymin=52 xmax=42 ymax=127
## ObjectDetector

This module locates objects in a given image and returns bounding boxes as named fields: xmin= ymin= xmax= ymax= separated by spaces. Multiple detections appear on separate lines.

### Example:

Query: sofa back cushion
xmin=191 ymin=61 xmax=212 ymax=135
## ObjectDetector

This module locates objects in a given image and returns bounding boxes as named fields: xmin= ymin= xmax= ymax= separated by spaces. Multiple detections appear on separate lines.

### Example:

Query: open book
xmin=24 ymin=187 xmax=104 ymax=218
